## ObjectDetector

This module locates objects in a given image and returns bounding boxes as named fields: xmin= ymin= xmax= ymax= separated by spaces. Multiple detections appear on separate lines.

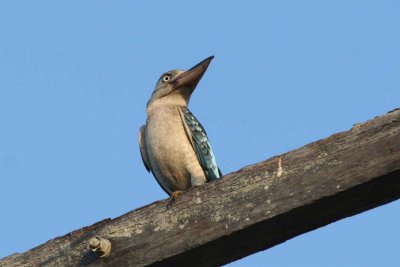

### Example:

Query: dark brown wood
xmin=2 ymin=109 xmax=400 ymax=267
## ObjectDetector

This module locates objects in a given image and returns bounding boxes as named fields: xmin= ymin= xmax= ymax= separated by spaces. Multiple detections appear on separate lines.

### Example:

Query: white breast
xmin=145 ymin=105 xmax=201 ymax=192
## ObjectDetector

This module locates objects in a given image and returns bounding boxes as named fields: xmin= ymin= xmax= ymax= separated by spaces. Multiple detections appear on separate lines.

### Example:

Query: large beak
xmin=170 ymin=56 xmax=214 ymax=93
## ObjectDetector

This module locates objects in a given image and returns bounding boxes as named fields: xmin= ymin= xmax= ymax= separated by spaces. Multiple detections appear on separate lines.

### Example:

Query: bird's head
xmin=147 ymin=56 xmax=214 ymax=109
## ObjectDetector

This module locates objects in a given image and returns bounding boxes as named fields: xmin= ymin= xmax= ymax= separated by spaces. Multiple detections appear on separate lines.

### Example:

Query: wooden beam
xmin=2 ymin=109 xmax=400 ymax=267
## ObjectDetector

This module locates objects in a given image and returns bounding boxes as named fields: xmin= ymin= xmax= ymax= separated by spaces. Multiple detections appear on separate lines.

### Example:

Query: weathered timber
xmin=1 ymin=109 xmax=400 ymax=267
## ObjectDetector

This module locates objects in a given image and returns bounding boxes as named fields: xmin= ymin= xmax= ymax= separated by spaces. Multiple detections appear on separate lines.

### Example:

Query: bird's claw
xmin=171 ymin=190 xmax=183 ymax=201
xmin=166 ymin=190 xmax=183 ymax=209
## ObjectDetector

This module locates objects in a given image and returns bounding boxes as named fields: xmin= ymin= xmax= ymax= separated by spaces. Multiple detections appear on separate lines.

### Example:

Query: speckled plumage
xmin=180 ymin=108 xmax=221 ymax=181
xmin=138 ymin=56 xmax=221 ymax=196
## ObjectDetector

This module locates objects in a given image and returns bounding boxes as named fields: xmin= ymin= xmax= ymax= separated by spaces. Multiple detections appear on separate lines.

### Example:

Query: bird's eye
xmin=163 ymin=75 xmax=171 ymax=82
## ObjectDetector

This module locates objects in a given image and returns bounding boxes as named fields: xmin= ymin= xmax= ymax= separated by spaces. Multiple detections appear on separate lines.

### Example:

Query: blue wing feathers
xmin=181 ymin=108 xmax=221 ymax=182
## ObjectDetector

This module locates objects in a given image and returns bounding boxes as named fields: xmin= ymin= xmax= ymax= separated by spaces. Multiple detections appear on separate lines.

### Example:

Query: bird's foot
xmin=170 ymin=190 xmax=183 ymax=201
xmin=166 ymin=190 xmax=183 ymax=209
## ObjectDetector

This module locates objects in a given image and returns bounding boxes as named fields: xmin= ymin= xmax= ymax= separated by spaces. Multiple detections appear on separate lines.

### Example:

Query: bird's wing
xmin=179 ymin=107 xmax=221 ymax=182
xmin=139 ymin=125 xmax=172 ymax=196
xmin=138 ymin=125 xmax=152 ymax=172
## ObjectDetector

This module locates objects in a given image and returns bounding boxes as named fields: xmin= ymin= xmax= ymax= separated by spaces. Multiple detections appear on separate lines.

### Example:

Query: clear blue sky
xmin=1 ymin=1 xmax=399 ymax=266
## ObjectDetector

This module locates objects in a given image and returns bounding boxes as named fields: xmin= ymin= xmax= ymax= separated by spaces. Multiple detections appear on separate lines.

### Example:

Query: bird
xmin=138 ymin=56 xmax=221 ymax=199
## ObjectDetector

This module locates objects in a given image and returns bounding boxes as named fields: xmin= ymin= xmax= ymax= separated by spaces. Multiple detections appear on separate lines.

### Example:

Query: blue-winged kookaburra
xmin=139 ymin=56 xmax=221 ymax=198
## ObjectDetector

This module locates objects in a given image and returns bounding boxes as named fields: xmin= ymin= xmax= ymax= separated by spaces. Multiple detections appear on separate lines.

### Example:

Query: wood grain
xmin=2 ymin=109 xmax=400 ymax=267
